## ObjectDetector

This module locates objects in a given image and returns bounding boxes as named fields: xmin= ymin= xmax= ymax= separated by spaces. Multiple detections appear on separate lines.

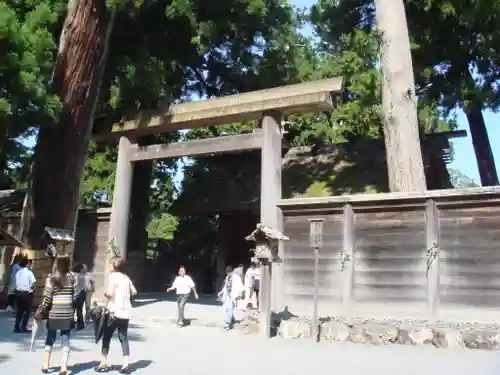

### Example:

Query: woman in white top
xmin=244 ymin=262 xmax=258 ymax=309
xmin=217 ymin=266 xmax=244 ymax=330
xmin=95 ymin=256 xmax=137 ymax=374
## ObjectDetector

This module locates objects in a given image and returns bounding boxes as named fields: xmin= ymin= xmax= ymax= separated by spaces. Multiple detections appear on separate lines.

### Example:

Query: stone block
xmin=361 ymin=323 xmax=398 ymax=345
xmin=319 ymin=321 xmax=350 ymax=342
xmin=278 ymin=319 xmax=313 ymax=339
xmin=397 ymin=327 xmax=433 ymax=345
xmin=348 ymin=325 xmax=370 ymax=344
xmin=462 ymin=331 xmax=500 ymax=350
xmin=432 ymin=328 xmax=464 ymax=349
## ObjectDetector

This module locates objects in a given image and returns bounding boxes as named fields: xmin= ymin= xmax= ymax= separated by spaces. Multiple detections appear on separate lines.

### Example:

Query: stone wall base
xmin=240 ymin=311 xmax=500 ymax=350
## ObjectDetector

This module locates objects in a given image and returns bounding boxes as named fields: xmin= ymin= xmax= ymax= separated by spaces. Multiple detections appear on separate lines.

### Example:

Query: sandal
xmin=119 ymin=366 xmax=131 ymax=374
xmin=41 ymin=368 xmax=49 ymax=374
xmin=94 ymin=365 xmax=111 ymax=373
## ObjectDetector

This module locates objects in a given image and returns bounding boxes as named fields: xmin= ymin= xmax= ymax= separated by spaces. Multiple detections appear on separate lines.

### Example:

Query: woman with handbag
xmin=95 ymin=256 xmax=137 ymax=374
xmin=41 ymin=254 xmax=77 ymax=375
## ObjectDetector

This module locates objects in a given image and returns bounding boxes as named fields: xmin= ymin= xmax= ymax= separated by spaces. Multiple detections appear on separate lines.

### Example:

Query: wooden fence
xmin=277 ymin=186 xmax=500 ymax=323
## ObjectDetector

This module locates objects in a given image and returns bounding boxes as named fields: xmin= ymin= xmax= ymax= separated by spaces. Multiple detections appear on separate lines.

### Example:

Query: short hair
xmin=225 ymin=266 xmax=233 ymax=274
xmin=72 ymin=263 xmax=84 ymax=273
xmin=18 ymin=254 xmax=30 ymax=267
xmin=110 ymin=256 xmax=126 ymax=272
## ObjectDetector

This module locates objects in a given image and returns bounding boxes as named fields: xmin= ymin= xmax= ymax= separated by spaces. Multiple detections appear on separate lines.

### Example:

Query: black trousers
xmin=101 ymin=318 xmax=130 ymax=356
xmin=14 ymin=291 xmax=33 ymax=331
xmin=74 ymin=291 xmax=86 ymax=329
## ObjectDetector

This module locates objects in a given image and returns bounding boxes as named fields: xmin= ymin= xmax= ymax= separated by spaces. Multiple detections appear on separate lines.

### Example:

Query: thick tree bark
xmin=465 ymin=100 xmax=499 ymax=186
xmin=375 ymin=0 xmax=427 ymax=193
xmin=25 ymin=0 xmax=115 ymax=248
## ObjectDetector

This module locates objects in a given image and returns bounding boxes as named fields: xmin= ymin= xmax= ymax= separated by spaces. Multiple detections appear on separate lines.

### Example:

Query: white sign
xmin=309 ymin=219 xmax=324 ymax=248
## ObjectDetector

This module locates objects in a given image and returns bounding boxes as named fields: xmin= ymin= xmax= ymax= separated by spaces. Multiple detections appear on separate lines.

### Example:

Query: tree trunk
xmin=375 ymin=0 xmax=427 ymax=193
xmin=25 ymin=0 xmax=116 ymax=248
xmin=465 ymin=100 xmax=499 ymax=186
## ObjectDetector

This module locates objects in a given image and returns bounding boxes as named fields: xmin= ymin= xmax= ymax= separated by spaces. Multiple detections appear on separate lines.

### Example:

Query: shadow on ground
xmin=0 ymin=312 xmax=146 ymax=351
xmin=70 ymin=359 xmax=153 ymax=374
xmin=132 ymin=293 xmax=220 ymax=308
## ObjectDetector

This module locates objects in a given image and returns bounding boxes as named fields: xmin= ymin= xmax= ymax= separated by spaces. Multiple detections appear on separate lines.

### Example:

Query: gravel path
xmin=1 ymin=296 xmax=499 ymax=374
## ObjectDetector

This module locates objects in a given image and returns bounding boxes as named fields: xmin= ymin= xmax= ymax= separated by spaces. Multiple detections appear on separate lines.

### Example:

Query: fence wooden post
xmin=425 ymin=199 xmax=440 ymax=323
xmin=342 ymin=204 xmax=355 ymax=315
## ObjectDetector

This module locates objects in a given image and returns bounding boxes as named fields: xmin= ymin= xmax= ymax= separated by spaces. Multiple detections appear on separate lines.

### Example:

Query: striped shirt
xmin=15 ymin=267 xmax=36 ymax=292
xmin=43 ymin=273 xmax=76 ymax=329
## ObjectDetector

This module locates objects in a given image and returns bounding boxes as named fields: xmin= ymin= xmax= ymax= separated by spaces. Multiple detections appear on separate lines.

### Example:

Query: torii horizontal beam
xmin=129 ymin=131 xmax=264 ymax=161
xmin=92 ymin=77 xmax=343 ymax=141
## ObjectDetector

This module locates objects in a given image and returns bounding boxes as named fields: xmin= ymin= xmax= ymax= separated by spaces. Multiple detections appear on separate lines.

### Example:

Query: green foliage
xmin=147 ymin=212 xmax=178 ymax=240
xmin=405 ymin=0 xmax=500 ymax=111
xmin=0 ymin=0 xmax=63 ymax=188
xmin=310 ymin=0 xmax=457 ymax=139
xmin=80 ymin=141 xmax=118 ymax=206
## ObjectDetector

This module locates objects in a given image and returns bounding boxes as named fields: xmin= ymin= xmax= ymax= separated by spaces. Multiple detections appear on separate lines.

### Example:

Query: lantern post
xmin=245 ymin=224 xmax=289 ymax=337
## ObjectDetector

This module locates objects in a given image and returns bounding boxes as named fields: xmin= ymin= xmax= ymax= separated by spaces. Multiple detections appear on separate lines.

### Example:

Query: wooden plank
xmin=352 ymin=210 xmax=427 ymax=310
xmin=438 ymin=205 xmax=500 ymax=312
xmin=93 ymin=78 xmax=343 ymax=140
xmin=129 ymin=132 xmax=264 ymax=161
xmin=278 ymin=186 xmax=500 ymax=209
xmin=282 ymin=216 xmax=344 ymax=314
xmin=425 ymin=199 xmax=439 ymax=323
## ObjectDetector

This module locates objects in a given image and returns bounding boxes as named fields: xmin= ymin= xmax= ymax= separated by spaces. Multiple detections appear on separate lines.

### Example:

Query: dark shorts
xmin=253 ymin=279 xmax=260 ymax=291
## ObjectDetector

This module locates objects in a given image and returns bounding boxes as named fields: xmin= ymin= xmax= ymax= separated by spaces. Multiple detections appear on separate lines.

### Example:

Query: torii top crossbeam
xmin=92 ymin=77 xmax=344 ymax=140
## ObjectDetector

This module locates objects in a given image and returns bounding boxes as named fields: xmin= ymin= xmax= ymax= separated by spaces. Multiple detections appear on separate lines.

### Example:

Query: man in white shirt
xmin=167 ymin=266 xmax=199 ymax=327
xmin=14 ymin=256 xmax=36 ymax=333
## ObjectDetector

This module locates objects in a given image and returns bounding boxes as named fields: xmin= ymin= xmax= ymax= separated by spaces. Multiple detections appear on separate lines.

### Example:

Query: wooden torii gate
xmin=93 ymin=77 xmax=344 ymax=336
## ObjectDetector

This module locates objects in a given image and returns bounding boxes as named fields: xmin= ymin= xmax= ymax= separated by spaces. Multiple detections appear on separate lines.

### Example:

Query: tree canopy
xmin=1 ymin=0 xmax=498 ymax=250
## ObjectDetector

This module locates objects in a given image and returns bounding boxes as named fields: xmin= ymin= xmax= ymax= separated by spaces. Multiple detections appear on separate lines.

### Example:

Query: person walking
xmin=243 ymin=262 xmax=258 ymax=309
xmin=95 ymin=256 xmax=137 ymax=374
xmin=41 ymin=254 xmax=76 ymax=375
xmin=251 ymin=262 xmax=260 ymax=309
xmin=233 ymin=264 xmax=244 ymax=279
xmin=218 ymin=266 xmax=244 ymax=331
xmin=167 ymin=266 xmax=199 ymax=327
xmin=6 ymin=255 xmax=22 ymax=312
xmin=83 ymin=264 xmax=95 ymax=323
xmin=14 ymin=255 xmax=36 ymax=333
xmin=72 ymin=263 xmax=86 ymax=330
